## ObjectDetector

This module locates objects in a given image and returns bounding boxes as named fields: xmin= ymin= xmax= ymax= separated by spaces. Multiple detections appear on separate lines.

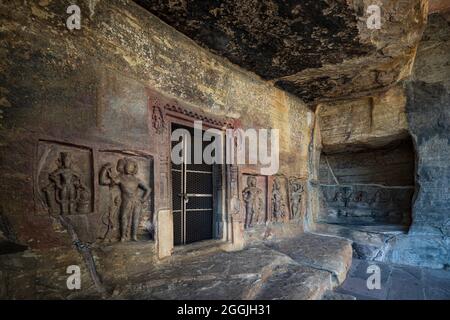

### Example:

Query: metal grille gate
xmin=171 ymin=124 xmax=214 ymax=245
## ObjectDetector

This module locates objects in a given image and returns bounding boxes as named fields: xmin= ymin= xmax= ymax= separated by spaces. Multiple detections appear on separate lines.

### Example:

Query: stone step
xmin=312 ymin=222 xmax=406 ymax=261
xmin=264 ymin=232 xmax=353 ymax=285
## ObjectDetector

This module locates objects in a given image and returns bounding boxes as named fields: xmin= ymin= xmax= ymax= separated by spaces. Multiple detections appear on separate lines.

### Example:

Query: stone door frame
xmin=151 ymin=93 xmax=236 ymax=258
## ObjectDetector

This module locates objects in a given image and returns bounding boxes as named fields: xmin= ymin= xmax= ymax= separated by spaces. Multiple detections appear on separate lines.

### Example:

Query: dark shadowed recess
xmin=318 ymin=138 xmax=416 ymax=229
xmin=133 ymin=0 xmax=372 ymax=80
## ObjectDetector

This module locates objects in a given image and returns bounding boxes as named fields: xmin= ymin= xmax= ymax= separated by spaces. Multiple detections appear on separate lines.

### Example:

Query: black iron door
xmin=171 ymin=124 xmax=214 ymax=245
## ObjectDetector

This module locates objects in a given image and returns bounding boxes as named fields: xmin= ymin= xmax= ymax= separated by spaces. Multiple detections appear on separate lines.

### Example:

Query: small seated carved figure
xmin=74 ymin=179 xmax=91 ymax=214
xmin=242 ymin=176 xmax=263 ymax=229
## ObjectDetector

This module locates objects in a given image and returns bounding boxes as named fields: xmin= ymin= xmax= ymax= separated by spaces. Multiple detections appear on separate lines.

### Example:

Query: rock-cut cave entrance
xmin=318 ymin=137 xmax=416 ymax=233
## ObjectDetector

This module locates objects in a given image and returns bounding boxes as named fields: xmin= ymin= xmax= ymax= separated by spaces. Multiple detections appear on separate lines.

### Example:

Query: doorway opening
xmin=170 ymin=123 xmax=223 ymax=246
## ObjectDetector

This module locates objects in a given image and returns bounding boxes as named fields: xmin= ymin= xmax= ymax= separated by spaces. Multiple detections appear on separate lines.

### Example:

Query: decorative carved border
xmin=164 ymin=103 xmax=233 ymax=128
xmin=148 ymin=89 xmax=236 ymax=130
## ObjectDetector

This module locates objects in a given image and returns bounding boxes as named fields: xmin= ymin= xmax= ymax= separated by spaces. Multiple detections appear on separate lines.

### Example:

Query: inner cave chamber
xmin=318 ymin=137 xmax=415 ymax=232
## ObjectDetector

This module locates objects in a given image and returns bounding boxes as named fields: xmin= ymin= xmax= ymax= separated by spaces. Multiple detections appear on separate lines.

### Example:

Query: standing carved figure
xmin=152 ymin=105 xmax=165 ymax=134
xmin=289 ymin=178 xmax=304 ymax=218
xmin=242 ymin=176 xmax=263 ymax=229
xmin=100 ymin=158 xmax=151 ymax=242
xmin=99 ymin=158 xmax=126 ymax=241
xmin=271 ymin=177 xmax=286 ymax=222
xmin=42 ymin=152 xmax=89 ymax=215
xmin=334 ymin=187 xmax=353 ymax=208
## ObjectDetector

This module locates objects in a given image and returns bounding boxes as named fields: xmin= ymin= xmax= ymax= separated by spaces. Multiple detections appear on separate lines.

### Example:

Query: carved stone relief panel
xmin=98 ymin=151 xmax=153 ymax=243
xmin=36 ymin=141 xmax=93 ymax=216
xmin=151 ymin=104 xmax=166 ymax=134
xmin=269 ymin=175 xmax=289 ymax=223
xmin=240 ymin=174 xmax=267 ymax=229
xmin=321 ymin=185 xmax=413 ymax=224
xmin=288 ymin=177 xmax=306 ymax=220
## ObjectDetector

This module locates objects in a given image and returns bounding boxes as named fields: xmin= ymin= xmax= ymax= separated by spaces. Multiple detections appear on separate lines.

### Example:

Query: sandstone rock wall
xmin=384 ymin=13 xmax=450 ymax=268
xmin=0 ymin=0 xmax=313 ymax=252
xmin=0 ymin=0 xmax=313 ymax=298
xmin=313 ymin=12 xmax=450 ymax=269
xmin=318 ymin=85 xmax=409 ymax=153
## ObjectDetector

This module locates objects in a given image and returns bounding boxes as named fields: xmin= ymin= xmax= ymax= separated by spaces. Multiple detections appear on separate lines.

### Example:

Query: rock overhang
xmin=134 ymin=0 xmax=429 ymax=104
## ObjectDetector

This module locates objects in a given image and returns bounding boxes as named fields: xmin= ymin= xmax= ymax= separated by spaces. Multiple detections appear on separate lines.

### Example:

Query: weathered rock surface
xmin=135 ymin=0 xmax=428 ymax=103
xmin=382 ymin=13 xmax=450 ymax=269
xmin=0 ymin=233 xmax=353 ymax=300
xmin=311 ymin=12 xmax=450 ymax=270
xmin=318 ymin=85 xmax=409 ymax=153
xmin=115 ymin=246 xmax=307 ymax=299
xmin=92 ymin=242 xmax=157 ymax=284
xmin=0 ymin=249 xmax=97 ymax=299
xmin=319 ymin=139 xmax=414 ymax=186
xmin=336 ymin=258 xmax=450 ymax=300
xmin=322 ymin=290 xmax=356 ymax=300
xmin=113 ymin=242 xmax=337 ymax=300
xmin=264 ymin=233 xmax=353 ymax=284
xmin=0 ymin=0 xmax=313 ymax=252
xmin=429 ymin=0 xmax=450 ymax=14
xmin=313 ymin=222 xmax=405 ymax=261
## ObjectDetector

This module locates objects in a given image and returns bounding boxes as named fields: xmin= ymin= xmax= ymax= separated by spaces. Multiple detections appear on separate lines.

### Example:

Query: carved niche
xmin=322 ymin=185 xmax=413 ymax=224
xmin=288 ymin=177 xmax=305 ymax=220
xmin=151 ymin=104 xmax=166 ymax=134
xmin=37 ymin=141 xmax=93 ymax=216
xmin=270 ymin=176 xmax=289 ymax=223
xmin=241 ymin=174 xmax=267 ymax=229
xmin=98 ymin=152 xmax=153 ymax=243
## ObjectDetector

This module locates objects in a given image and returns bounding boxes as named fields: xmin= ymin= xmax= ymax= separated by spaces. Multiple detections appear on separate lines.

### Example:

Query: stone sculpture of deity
xmin=271 ymin=177 xmax=286 ymax=222
xmin=99 ymin=158 xmax=126 ymax=241
xmin=100 ymin=158 xmax=151 ymax=242
xmin=42 ymin=152 xmax=90 ymax=215
xmin=289 ymin=178 xmax=304 ymax=218
xmin=242 ymin=176 xmax=263 ymax=229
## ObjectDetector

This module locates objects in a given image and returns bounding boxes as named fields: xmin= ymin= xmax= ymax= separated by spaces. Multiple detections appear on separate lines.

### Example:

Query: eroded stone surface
xmin=0 ymin=233 xmax=353 ymax=300
xmin=382 ymin=13 xmax=450 ymax=269
xmin=264 ymin=232 xmax=353 ymax=284
xmin=318 ymin=85 xmax=409 ymax=153
xmin=336 ymin=258 xmax=450 ymax=300
xmin=322 ymin=290 xmax=356 ymax=300
xmin=134 ymin=0 xmax=428 ymax=103
xmin=0 ymin=0 xmax=313 ymax=252
xmin=113 ymin=244 xmax=334 ymax=300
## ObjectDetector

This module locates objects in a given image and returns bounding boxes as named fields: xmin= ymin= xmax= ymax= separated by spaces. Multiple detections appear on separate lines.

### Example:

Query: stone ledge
xmin=313 ymin=223 xmax=395 ymax=260
xmin=264 ymin=232 xmax=353 ymax=285
xmin=113 ymin=244 xmax=334 ymax=300
xmin=0 ymin=233 xmax=354 ymax=300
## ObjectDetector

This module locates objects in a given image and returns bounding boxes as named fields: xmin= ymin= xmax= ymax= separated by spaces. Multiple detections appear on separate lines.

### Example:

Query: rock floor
xmin=108 ymin=233 xmax=352 ymax=300
xmin=335 ymin=258 xmax=450 ymax=300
